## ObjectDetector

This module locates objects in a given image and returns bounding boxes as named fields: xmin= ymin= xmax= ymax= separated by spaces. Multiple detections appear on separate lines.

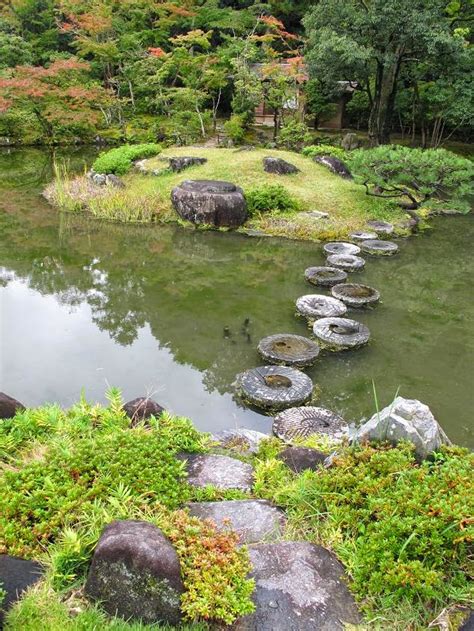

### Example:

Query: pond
xmin=1 ymin=147 xmax=473 ymax=447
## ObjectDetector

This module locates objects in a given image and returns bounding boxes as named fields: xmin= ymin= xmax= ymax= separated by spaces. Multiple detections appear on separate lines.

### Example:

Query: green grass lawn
xmin=47 ymin=147 xmax=403 ymax=241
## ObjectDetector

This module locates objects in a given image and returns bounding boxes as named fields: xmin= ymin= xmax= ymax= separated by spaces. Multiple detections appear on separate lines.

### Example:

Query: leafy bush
xmin=277 ymin=119 xmax=312 ymax=151
xmin=257 ymin=442 xmax=474 ymax=627
xmin=349 ymin=145 xmax=474 ymax=214
xmin=92 ymin=144 xmax=161 ymax=175
xmin=224 ymin=114 xmax=246 ymax=144
xmin=302 ymin=144 xmax=347 ymax=161
xmin=246 ymin=184 xmax=301 ymax=216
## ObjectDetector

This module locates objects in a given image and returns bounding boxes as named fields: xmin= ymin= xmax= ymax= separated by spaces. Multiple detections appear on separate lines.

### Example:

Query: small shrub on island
xmin=277 ymin=119 xmax=312 ymax=151
xmin=302 ymin=144 xmax=347 ymax=161
xmin=92 ymin=144 xmax=162 ymax=175
xmin=246 ymin=183 xmax=301 ymax=216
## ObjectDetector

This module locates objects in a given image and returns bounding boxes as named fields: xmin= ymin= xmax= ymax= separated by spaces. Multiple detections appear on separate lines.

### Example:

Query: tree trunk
xmin=368 ymin=51 xmax=403 ymax=146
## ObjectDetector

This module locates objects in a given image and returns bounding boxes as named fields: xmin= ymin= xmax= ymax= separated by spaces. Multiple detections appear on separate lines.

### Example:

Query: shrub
xmin=224 ymin=114 xmax=247 ymax=144
xmin=92 ymin=144 xmax=161 ymax=175
xmin=246 ymin=184 xmax=301 ymax=216
xmin=302 ymin=144 xmax=347 ymax=161
xmin=258 ymin=442 xmax=474 ymax=627
xmin=277 ymin=119 xmax=312 ymax=151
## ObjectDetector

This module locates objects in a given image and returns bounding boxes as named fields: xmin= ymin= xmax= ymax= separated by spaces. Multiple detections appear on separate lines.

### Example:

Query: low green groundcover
xmin=0 ymin=391 xmax=472 ymax=630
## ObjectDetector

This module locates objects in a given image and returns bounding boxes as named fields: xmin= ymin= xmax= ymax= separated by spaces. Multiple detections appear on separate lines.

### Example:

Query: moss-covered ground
xmin=45 ymin=147 xmax=405 ymax=241
xmin=0 ymin=391 xmax=472 ymax=630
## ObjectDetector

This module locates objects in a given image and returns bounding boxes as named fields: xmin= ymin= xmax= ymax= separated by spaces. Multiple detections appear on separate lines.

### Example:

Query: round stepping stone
xmin=349 ymin=230 xmax=378 ymax=241
xmin=304 ymin=266 xmax=348 ymax=287
xmin=187 ymin=500 xmax=286 ymax=544
xmin=366 ymin=219 xmax=394 ymax=235
xmin=300 ymin=210 xmax=329 ymax=220
xmin=323 ymin=241 xmax=360 ymax=256
xmin=273 ymin=406 xmax=348 ymax=443
xmin=232 ymin=542 xmax=361 ymax=630
xmin=313 ymin=317 xmax=370 ymax=350
xmin=257 ymin=334 xmax=320 ymax=369
xmin=278 ymin=446 xmax=327 ymax=472
xmin=361 ymin=239 xmax=398 ymax=256
xmin=0 ymin=555 xmax=44 ymax=628
xmin=296 ymin=294 xmax=347 ymax=321
xmin=237 ymin=366 xmax=313 ymax=411
xmin=212 ymin=428 xmax=268 ymax=455
xmin=326 ymin=253 xmax=365 ymax=272
xmin=85 ymin=521 xmax=183 ymax=625
xmin=331 ymin=283 xmax=380 ymax=307
xmin=179 ymin=454 xmax=254 ymax=491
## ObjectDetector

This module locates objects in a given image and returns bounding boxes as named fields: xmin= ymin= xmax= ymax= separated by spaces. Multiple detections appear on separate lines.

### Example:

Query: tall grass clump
xmin=92 ymin=144 xmax=161 ymax=175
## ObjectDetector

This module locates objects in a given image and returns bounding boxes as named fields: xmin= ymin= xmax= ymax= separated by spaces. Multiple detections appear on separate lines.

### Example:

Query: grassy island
xmin=1 ymin=391 xmax=472 ymax=630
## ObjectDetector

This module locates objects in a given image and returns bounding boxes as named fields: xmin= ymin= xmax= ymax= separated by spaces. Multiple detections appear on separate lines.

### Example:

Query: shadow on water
xmin=0 ymin=147 xmax=473 ymax=445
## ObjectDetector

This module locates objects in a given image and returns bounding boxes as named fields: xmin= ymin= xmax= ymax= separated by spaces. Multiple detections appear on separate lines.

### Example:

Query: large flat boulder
xmin=0 ymin=393 xmax=25 ymax=419
xmin=84 ymin=520 xmax=183 ymax=625
xmin=171 ymin=179 xmax=247 ymax=228
xmin=187 ymin=500 xmax=286 ymax=544
xmin=179 ymin=454 xmax=254 ymax=491
xmin=351 ymin=396 xmax=451 ymax=459
xmin=0 ymin=555 xmax=44 ymax=628
xmin=232 ymin=542 xmax=360 ymax=630
xmin=313 ymin=156 xmax=352 ymax=179
xmin=169 ymin=156 xmax=207 ymax=172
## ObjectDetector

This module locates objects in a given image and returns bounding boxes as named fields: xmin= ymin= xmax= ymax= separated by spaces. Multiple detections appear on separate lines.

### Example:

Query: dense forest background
xmin=0 ymin=0 xmax=473 ymax=147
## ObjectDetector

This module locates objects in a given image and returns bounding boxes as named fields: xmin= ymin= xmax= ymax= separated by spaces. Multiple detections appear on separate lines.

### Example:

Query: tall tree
xmin=304 ymin=0 xmax=468 ymax=145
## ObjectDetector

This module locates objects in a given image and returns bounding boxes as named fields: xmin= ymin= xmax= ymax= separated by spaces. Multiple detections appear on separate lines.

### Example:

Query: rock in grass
xmin=85 ymin=520 xmax=183 ymax=626
xmin=313 ymin=317 xmax=370 ymax=350
xmin=0 ymin=555 xmax=44 ymax=628
xmin=313 ymin=155 xmax=352 ymax=179
xmin=171 ymin=179 xmax=247 ymax=228
xmin=187 ymin=500 xmax=286 ymax=544
xmin=123 ymin=397 xmax=165 ymax=425
xmin=212 ymin=428 xmax=268 ymax=455
xmin=0 ymin=392 xmax=25 ymax=419
xmin=278 ymin=446 xmax=327 ymax=473
xmin=232 ymin=542 xmax=360 ymax=630
xmin=179 ymin=454 xmax=254 ymax=491
xmin=351 ymin=397 xmax=451 ymax=459
xmin=257 ymin=333 xmax=320 ymax=369
xmin=168 ymin=157 xmax=207 ymax=173
xmin=237 ymin=366 xmax=313 ymax=412
xmin=273 ymin=406 xmax=348 ymax=443
xmin=263 ymin=157 xmax=299 ymax=175
xmin=304 ymin=266 xmax=348 ymax=288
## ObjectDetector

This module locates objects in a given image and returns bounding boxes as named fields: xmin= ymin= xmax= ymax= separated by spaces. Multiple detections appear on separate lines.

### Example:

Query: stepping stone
xmin=296 ymin=294 xmax=347 ymax=321
xmin=237 ymin=366 xmax=314 ymax=412
xmin=331 ymin=283 xmax=380 ymax=308
xmin=85 ymin=521 xmax=183 ymax=626
xmin=0 ymin=393 xmax=25 ymax=419
xmin=212 ymin=429 xmax=268 ymax=455
xmin=257 ymin=333 xmax=320 ymax=369
xmin=187 ymin=500 xmax=286 ymax=543
xmin=366 ymin=219 xmax=394 ymax=235
xmin=0 ymin=555 xmax=44 ymax=627
xmin=313 ymin=317 xmax=370 ymax=351
xmin=350 ymin=230 xmax=377 ymax=241
xmin=326 ymin=253 xmax=365 ymax=272
xmin=304 ymin=266 xmax=348 ymax=287
xmin=123 ymin=397 xmax=165 ymax=425
xmin=361 ymin=239 xmax=398 ymax=256
xmin=299 ymin=211 xmax=329 ymax=220
xmin=278 ymin=446 xmax=327 ymax=473
xmin=179 ymin=454 xmax=254 ymax=491
xmin=323 ymin=241 xmax=360 ymax=256
xmin=273 ymin=406 xmax=348 ymax=443
xmin=232 ymin=542 xmax=360 ymax=630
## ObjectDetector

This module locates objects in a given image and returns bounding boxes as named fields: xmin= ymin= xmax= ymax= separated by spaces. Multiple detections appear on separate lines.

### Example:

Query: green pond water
xmin=1 ymin=147 xmax=473 ymax=446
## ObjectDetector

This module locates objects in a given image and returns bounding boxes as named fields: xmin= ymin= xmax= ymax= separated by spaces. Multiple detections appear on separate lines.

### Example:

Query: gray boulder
xmin=313 ymin=156 xmax=352 ymax=179
xmin=0 ymin=392 xmax=25 ymax=419
xmin=341 ymin=133 xmax=360 ymax=151
xmin=212 ymin=428 xmax=268 ymax=455
xmin=105 ymin=174 xmax=124 ymax=188
xmin=187 ymin=500 xmax=286 ymax=544
xmin=278 ymin=446 xmax=327 ymax=473
xmin=263 ymin=157 xmax=299 ymax=175
xmin=232 ymin=542 xmax=360 ymax=630
xmin=0 ymin=555 xmax=44 ymax=628
xmin=123 ymin=396 xmax=165 ymax=425
xmin=351 ymin=396 xmax=451 ymax=459
xmin=171 ymin=180 xmax=247 ymax=228
xmin=169 ymin=157 xmax=207 ymax=173
xmin=85 ymin=520 xmax=183 ymax=625
xmin=179 ymin=454 xmax=254 ymax=491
